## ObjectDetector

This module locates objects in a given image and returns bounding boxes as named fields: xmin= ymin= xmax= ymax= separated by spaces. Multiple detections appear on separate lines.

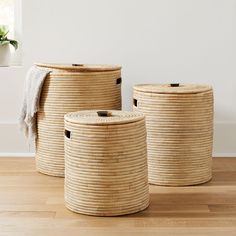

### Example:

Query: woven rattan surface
xmin=65 ymin=110 xmax=144 ymax=125
xmin=36 ymin=64 xmax=122 ymax=177
xmin=64 ymin=110 xmax=149 ymax=216
xmin=35 ymin=63 xmax=121 ymax=72
xmin=133 ymin=83 xmax=214 ymax=186
xmin=134 ymin=84 xmax=212 ymax=94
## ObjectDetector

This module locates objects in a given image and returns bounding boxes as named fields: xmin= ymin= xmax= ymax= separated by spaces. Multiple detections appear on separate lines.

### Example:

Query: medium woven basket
xmin=133 ymin=84 xmax=214 ymax=186
xmin=64 ymin=110 xmax=149 ymax=216
xmin=36 ymin=63 xmax=122 ymax=177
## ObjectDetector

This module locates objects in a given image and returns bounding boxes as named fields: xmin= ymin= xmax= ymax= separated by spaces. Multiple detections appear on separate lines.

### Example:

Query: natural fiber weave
xmin=36 ymin=64 xmax=122 ymax=177
xmin=64 ymin=110 xmax=149 ymax=216
xmin=133 ymin=84 xmax=214 ymax=186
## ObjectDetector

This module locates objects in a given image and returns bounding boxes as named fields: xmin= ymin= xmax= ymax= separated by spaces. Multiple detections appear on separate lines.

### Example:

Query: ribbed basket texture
xmin=133 ymin=84 xmax=214 ymax=186
xmin=64 ymin=110 xmax=149 ymax=216
xmin=36 ymin=64 xmax=122 ymax=177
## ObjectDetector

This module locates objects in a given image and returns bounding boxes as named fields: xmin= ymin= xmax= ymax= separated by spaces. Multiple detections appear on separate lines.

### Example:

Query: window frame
xmin=0 ymin=0 xmax=22 ymax=66
xmin=12 ymin=0 xmax=22 ymax=65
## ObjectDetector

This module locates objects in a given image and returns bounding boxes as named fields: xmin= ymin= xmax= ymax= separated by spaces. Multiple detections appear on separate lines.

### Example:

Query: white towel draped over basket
xmin=19 ymin=65 xmax=51 ymax=141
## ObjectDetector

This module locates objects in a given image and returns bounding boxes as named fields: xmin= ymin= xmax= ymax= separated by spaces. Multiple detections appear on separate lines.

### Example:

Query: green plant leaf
xmin=0 ymin=40 xmax=10 ymax=46
xmin=0 ymin=25 xmax=18 ymax=50
xmin=9 ymin=39 xmax=18 ymax=50
xmin=0 ymin=25 xmax=9 ymax=38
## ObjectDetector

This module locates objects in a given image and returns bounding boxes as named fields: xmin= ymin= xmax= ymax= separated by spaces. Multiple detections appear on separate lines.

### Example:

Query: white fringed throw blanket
xmin=19 ymin=65 xmax=51 ymax=141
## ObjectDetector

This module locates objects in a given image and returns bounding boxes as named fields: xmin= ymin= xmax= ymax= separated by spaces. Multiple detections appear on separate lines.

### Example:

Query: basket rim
xmin=64 ymin=110 xmax=145 ymax=125
xmin=35 ymin=63 xmax=122 ymax=72
xmin=134 ymin=83 xmax=212 ymax=94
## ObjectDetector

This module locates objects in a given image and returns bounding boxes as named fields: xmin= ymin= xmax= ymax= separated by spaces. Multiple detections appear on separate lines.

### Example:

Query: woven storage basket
xmin=35 ymin=63 xmax=122 ymax=177
xmin=133 ymin=84 xmax=214 ymax=186
xmin=64 ymin=110 xmax=149 ymax=216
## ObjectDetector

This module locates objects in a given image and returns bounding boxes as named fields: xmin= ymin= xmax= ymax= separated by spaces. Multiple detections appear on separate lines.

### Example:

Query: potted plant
xmin=0 ymin=25 xmax=18 ymax=66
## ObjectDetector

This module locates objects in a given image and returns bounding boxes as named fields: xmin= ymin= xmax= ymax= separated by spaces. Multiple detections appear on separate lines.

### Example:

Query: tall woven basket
xmin=133 ymin=84 xmax=214 ymax=186
xmin=64 ymin=110 xmax=149 ymax=216
xmin=36 ymin=63 xmax=122 ymax=177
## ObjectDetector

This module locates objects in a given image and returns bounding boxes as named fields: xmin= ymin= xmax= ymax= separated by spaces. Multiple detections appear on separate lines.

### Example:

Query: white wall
xmin=0 ymin=0 xmax=236 ymax=156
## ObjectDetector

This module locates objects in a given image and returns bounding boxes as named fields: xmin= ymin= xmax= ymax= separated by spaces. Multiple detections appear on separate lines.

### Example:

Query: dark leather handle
xmin=116 ymin=78 xmax=122 ymax=84
xmin=72 ymin=64 xmax=84 ymax=66
xmin=97 ymin=111 xmax=112 ymax=117
xmin=65 ymin=130 xmax=71 ymax=139
xmin=170 ymin=83 xmax=180 ymax=87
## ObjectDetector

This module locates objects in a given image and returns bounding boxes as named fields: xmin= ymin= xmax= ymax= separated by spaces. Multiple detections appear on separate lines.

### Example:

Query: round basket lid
xmin=65 ymin=110 xmax=144 ymax=125
xmin=35 ymin=63 xmax=121 ymax=72
xmin=134 ymin=84 xmax=212 ymax=94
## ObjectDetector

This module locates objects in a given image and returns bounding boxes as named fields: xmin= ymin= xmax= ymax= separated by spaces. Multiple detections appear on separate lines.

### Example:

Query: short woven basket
xmin=36 ymin=63 xmax=122 ymax=177
xmin=64 ymin=110 xmax=149 ymax=216
xmin=133 ymin=84 xmax=214 ymax=186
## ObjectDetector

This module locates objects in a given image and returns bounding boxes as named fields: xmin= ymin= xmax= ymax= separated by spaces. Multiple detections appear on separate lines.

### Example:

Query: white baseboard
xmin=0 ymin=153 xmax=35 ymax=157
xmin=0 ymin=122 xmax=235 ymax=157
xmin=213 ymin=153 xmax=236 ymax=157
xmin=213 ymin=122 xmax=236 ymax=156
xmin=0 ymin=123 xmax=33 ymax=153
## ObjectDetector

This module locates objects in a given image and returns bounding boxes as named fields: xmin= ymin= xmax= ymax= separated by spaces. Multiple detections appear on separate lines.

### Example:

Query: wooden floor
xmin=0 ymin=158 xmax=235 ymax=236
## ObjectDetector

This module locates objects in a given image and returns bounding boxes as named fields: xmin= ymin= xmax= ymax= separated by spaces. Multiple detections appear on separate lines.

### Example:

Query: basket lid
xmin=134 ymin=84 xmax=212 ymax=94
xmin=35 ymin=63 xmax=121 ymax=72
xmin=65 ymin=110 xmax=144 ymax=125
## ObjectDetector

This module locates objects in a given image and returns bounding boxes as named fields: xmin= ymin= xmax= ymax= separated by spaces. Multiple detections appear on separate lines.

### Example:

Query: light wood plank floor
xmin=0 ymin=157 xmax=235 ymax=236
